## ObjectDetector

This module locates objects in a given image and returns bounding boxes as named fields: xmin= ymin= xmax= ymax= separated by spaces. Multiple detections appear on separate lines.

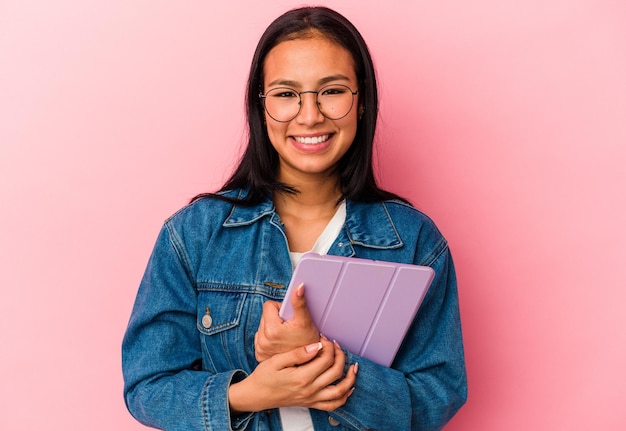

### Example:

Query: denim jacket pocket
xmin=196 ymin=289 xmax=249 ymax=372
xmin=196 ymin=290 xmax=246 ymax=335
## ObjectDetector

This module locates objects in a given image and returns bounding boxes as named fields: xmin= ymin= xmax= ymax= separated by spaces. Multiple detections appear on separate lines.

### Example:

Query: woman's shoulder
xmin=350 ymin=198 xmax=440 ymax=232
xmin=164 ymin=189 xmax=242 ymax=231
xmin=349 ymin=199 xmax=448 ymax=265
xmin=382 ymin=198 xmax=432 ymax=218
xmin=383 ymin=198 xmax=446 ymax=235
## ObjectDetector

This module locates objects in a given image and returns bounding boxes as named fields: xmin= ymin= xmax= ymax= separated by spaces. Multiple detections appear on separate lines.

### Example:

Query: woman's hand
xmin=229 ymin=337 xmax=357 ymax=414
xmin=254 ymin=283 xmax=321 ymax=362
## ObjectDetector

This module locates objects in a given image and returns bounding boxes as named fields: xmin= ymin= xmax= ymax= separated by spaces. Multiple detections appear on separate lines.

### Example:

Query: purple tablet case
xmin=279 ymin=253 xmax=434 ymax=366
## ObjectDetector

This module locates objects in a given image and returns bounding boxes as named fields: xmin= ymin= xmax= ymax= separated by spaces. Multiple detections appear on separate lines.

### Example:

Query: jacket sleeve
xmin=121 ymin=223 xmax=253 ymax=431
xmin=330 ymin=243 xmax=467 ymax=431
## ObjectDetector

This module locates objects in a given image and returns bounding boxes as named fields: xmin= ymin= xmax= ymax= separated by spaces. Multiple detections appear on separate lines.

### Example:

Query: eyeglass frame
xmin=259 ymin=84 xmax=359 ymax=122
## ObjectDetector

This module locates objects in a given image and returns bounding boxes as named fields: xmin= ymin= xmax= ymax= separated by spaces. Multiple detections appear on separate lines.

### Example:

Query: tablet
xmin=279 ymin=253 xmax=434 ymax=367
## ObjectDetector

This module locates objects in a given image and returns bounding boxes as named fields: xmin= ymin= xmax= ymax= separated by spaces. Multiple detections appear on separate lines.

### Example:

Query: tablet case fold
xmin=279 ymin=253 xmax=434 ymax=366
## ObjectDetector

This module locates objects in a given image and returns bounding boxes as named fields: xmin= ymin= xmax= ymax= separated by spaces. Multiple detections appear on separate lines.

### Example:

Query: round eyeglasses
xmin=259 ymin=84 xmax=359 ymax=122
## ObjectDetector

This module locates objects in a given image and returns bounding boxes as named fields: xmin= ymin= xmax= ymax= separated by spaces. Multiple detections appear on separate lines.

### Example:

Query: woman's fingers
xmin=254 ymin=289 xmax=321 ymax=361
xmin=308 ymin=358 xmax=358 ymax=411
xmin=284 ymin=283 xmax=322 ymax=346
xmin=255 ymin=300 xmax=283 ymax=361
xmin=308 ymin=341 xmax=357 ymax=405
xmin=276 ymin=338 xmax=357 ymax=409
xmin=273 ymin=337 xmax=328 ymax=369
xmin=238 ymin=337 xmax=357 ymax=413
xmin=290 ymin=283 xmax=310 ymax=318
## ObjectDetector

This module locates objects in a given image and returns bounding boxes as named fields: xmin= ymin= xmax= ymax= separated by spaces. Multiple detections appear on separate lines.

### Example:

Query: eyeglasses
xmin=259 ymin=84 xmax=359 ymax=122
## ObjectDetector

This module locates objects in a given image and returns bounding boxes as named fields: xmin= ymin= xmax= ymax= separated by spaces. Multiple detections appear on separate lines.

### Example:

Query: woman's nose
xmin=296 ymin=92 xmax=324 ymax=125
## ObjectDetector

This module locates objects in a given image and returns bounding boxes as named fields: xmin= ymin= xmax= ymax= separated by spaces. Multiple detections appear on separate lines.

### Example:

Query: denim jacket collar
xmin=223 ymin=191 xmax=404 ymax=250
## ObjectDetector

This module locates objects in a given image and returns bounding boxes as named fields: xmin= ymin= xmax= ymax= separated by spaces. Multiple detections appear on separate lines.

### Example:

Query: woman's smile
xmin=292 ymin=134 xmax=331 ymax=145
xmin=290 ymin=133 xmax=334 ymax=153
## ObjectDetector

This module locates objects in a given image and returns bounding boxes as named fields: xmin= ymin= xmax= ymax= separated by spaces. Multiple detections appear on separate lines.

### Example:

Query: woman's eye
xmin=322 ymin=87 xmax=346 ymax=96
xmin=271 ymin=90 xmax=298 ymax=98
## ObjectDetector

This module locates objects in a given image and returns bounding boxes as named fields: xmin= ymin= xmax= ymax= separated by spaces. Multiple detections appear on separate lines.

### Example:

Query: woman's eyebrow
xmin=318 ymin=74 xmax=352 ymax=85
xmin=266 ymin=74 xmax=353 ymax=88
xmin=266 ymin=79 xmax=299 ymax=88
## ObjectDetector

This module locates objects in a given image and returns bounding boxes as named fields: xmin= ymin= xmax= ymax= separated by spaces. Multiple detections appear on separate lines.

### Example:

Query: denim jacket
xmin=122 ymin=189 xmax=467 ymax=431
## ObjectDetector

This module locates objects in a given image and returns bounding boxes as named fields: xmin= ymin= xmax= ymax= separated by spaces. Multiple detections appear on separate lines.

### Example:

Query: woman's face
xmin=262 ymin=36 xmax=359 ymax=184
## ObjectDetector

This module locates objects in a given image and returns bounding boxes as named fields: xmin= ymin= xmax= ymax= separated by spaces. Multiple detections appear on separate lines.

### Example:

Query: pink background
xmin=1 ymin=1 xmax=625 ymax=429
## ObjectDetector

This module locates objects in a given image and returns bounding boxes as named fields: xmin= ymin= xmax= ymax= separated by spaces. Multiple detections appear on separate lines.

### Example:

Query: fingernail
xmin=296 ymin=283 xmax=304 ymax=297
xmin=353 ymin=362 xmax=359 ymax=375
xmin=305 ymin=342 xmax=322 ymax=353
xmin=333 ymin=339 xmax=341 ymax=349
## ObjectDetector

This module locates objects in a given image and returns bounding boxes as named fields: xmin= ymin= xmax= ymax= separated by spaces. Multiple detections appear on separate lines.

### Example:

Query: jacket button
xmin=328 ymin=416 xmax=340 ymax=426
xmin=201 ymin=307 xmax=212 ymax=329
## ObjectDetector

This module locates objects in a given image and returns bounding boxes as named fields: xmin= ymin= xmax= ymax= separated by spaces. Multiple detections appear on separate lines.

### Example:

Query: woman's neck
xmin=274 ymin=176 xmax=342 ymax=218
xmin=273 ymin=175 xmax=343 ymax=252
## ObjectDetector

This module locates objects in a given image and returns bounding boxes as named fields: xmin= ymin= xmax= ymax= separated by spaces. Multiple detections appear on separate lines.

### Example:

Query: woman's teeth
xmin=294 ymin=134 xmax=329 ymax=144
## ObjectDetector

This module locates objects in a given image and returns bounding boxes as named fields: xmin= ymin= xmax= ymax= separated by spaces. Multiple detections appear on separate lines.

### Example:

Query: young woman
xmin=122 ymin=6 xmax=467 ymax=431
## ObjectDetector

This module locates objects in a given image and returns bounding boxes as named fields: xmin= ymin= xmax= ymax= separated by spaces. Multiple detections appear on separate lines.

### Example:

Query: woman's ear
xmin=358 ymin=104 xmax=365 ymax=120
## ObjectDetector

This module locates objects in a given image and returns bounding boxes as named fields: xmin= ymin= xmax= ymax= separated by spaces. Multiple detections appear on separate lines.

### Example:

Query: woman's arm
xmin=331 ymin=247 xmax=467 ymax=430
xmin=122 ymin=225 xmax=245 ymax=430
xmin=122 ymin=224 xmax=357 ymax=430
xmin=253 ymin=245 xmax=466 ymax=430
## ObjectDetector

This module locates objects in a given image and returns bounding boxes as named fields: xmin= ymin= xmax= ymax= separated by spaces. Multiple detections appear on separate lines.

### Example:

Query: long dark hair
xmin=192 ymin=6 xmax=407 ymax=205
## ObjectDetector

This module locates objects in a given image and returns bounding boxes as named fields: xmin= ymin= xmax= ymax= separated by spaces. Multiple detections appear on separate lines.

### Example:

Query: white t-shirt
xmin=279 ymin=201 xmax=346 ymax=431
